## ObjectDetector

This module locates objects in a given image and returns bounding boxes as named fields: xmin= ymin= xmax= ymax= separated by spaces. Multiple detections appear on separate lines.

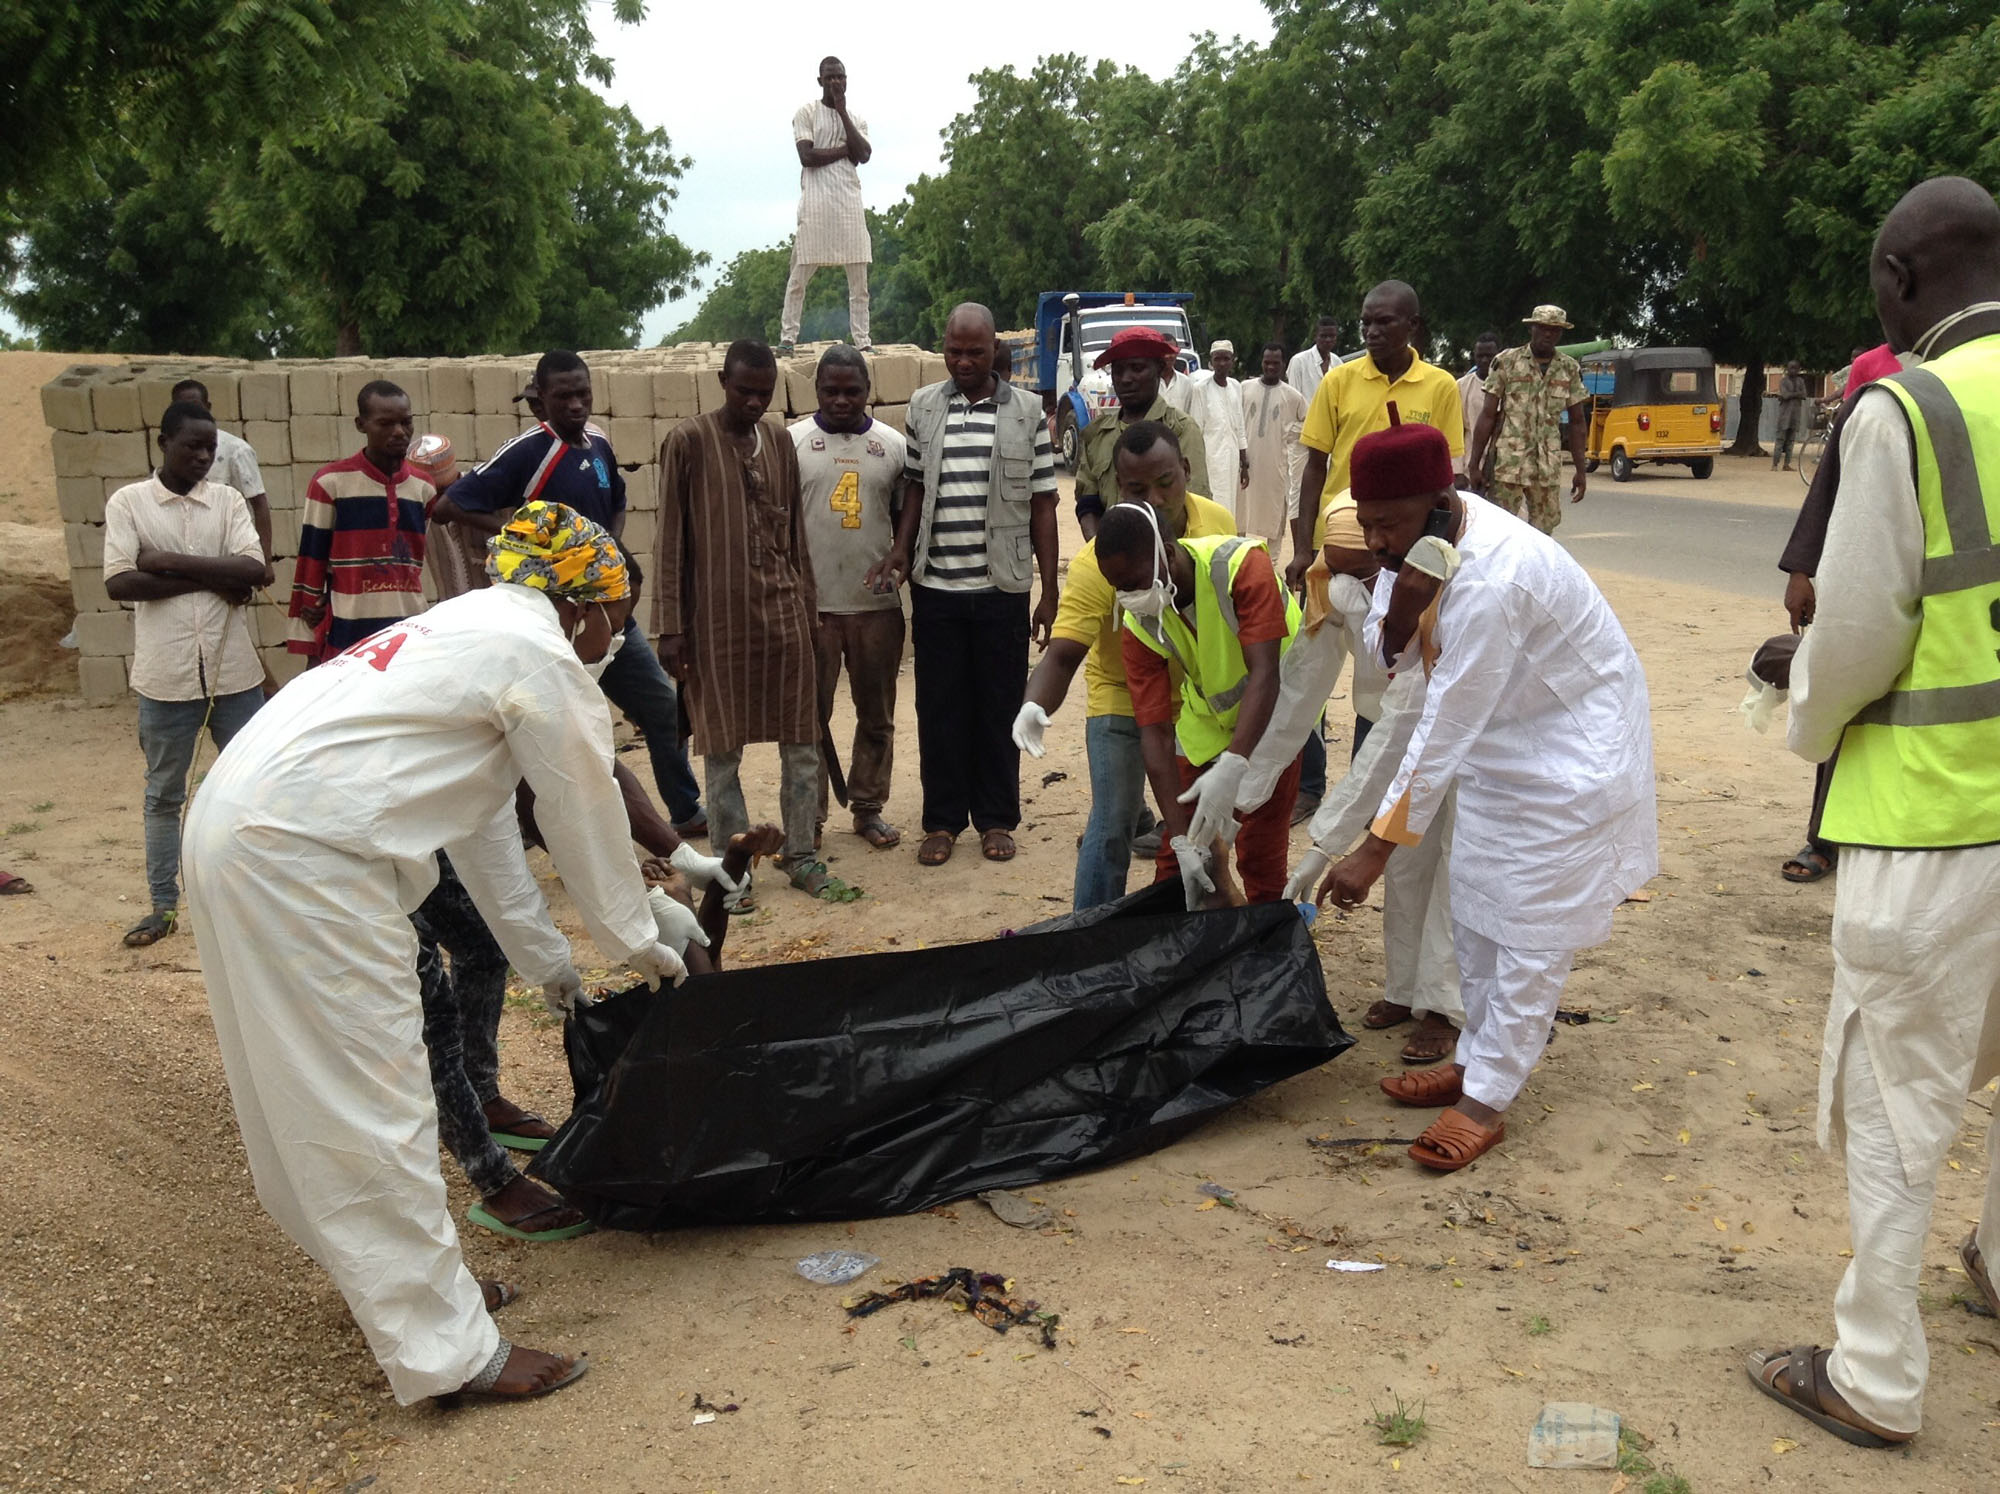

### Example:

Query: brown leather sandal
xmin=1744 ymin=1345 xmax=1910 ymax=1448
xmin=1409 ymin=1109 xmax=1504 ymax=1171
xmin=1399 ymin=1013 xmax=1458 ymax=1064
xmin=980 ymin=828 xmax=1016 ymax=862
xmin=1363 ymin=999 xmax=1413 ymax=1029
xmin=1963 ymin=1235 xmax=2000 ymax=1319
xmin=1379 ymin=1064 xmax=1463 ymax=1107
xmin=918 ymin=830 xmax=956 ymax=867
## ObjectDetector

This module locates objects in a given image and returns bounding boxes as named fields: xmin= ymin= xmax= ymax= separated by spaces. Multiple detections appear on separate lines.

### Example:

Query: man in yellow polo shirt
xmin=1013 ymin=421 xmax=1235 ymax=909
xmin=1285 ymin=280 xmax=1462 ymax=591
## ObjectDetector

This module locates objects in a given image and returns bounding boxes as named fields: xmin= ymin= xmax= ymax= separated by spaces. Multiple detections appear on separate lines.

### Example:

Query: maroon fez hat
xmin=1351 ymin=404 xmax=1454 ymax=502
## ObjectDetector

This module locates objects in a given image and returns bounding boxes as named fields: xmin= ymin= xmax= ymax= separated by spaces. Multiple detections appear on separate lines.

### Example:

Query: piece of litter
xmin=692 ymin=1412 xmax=716 ymax=1425
xmin=979 ymin=1189 xmax=1063 ymax=1230
xmin=797 ymin=1250 xmax=880 ymax=1286
xmin=1327 ymin=1260 xmax=1387 ymax=1273
xmin=1772 ymin=1437 xmax=1800 ymax=1454
xmin=1525 ymin=1402 xmax=1621 ymax=1469
xmin=1197 ymin=1182 xmax=1239 ymax=1205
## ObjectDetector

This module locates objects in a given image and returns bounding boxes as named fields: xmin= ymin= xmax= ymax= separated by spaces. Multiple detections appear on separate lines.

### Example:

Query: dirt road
xmin=1 ymin=465 xmax=1994 ymax=1492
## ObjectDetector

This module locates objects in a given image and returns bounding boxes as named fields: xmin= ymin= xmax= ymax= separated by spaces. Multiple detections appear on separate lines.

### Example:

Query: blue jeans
xmin=598 ymin=618 xmax=703 ymax=825
xmin=139 ymin=687 xmax=264 ymax=911
xmin=1074 ymin=714 xmax=1148 ymax=910
xmin=1299 ymin=722 xmax=1327 ymax=802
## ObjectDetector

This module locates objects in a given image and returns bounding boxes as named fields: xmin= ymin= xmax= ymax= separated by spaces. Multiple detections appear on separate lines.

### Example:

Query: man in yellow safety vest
xmin=1750 ymin=175 xmax=2000 ymax=1451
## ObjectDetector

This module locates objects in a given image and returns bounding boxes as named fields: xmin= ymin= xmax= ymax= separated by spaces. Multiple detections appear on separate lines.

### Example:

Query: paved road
xmin=1558 ymin=479 xmax=1797 ymax=600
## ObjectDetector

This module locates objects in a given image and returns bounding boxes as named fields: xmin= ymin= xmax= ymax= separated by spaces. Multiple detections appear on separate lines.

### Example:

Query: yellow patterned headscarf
xmin=486 ymin=501 xmax=630 ymax=602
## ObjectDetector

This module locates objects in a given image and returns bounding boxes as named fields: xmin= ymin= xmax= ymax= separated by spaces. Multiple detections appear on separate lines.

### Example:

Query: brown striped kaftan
xmin=655 ymin=412 xmax=818 ymax=755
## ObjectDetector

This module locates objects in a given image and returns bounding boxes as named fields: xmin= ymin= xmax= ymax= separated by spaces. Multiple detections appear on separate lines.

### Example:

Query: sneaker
xmin=1290 ymin=794 xmax=1321 ymax=828
xmin=1130 ymin=829 xmax=1162 ymax=860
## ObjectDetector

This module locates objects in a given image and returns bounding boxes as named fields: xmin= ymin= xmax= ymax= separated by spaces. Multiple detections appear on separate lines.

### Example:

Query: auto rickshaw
xmin=1579 ymin=347 xmax=1725 ymax=481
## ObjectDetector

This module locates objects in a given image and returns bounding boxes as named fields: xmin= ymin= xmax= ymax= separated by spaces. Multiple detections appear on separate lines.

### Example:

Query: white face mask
xmin=1113 ymin=503 xmax=1177 ymax=623
xmin=574 ymin=604 xmax=624 ymax=680
xmin=1909 ymin=301 xmax=2000 ymax=362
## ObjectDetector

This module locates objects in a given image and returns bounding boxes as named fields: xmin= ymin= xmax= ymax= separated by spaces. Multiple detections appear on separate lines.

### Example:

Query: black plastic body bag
xmin=530 ymin=881 xmax=1352 ymax=1228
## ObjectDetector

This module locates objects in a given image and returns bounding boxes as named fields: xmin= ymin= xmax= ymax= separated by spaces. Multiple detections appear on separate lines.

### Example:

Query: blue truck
xmin=1029 ymin=291 xmax=1199 ymax=470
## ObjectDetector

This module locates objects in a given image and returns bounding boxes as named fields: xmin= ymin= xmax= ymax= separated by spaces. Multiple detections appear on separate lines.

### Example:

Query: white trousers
xmin=1451 ymin=925 xmax=1575 ymax=1109
xmin=184 ymin=813 xmax=497 ymax=1404
xmin=1821 ymin=844 xmax=2000 ymax=1434
xmin=1382 ymin=787 xmax=1464 ymax=1025
xmin=781 ymin=260 xmax=871 ymax=347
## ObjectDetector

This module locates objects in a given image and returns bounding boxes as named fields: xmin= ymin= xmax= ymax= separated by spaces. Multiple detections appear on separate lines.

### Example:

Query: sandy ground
xmin=1 ymin=447 xmax=1996 ymax=1492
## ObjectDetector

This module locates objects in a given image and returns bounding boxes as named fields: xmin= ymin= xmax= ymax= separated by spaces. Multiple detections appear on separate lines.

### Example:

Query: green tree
xmin=2 ymin=0 xmax=470 ymax=219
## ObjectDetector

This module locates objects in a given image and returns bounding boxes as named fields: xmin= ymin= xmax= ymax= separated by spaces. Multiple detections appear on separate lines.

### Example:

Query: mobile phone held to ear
xmin=1422 ymin=504 xmax=1455 ymax=541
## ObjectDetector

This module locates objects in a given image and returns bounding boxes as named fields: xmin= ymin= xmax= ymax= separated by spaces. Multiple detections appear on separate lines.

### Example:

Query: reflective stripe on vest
xmin=1127 ymin=534 xmax=1299 ymax=763
xmin=1821 ymin=336 xmax=2000 ymax=849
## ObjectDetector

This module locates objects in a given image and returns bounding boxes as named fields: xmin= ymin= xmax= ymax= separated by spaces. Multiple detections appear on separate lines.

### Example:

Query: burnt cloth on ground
xmin=531 ymin=882 xmax=1350 ymax=1227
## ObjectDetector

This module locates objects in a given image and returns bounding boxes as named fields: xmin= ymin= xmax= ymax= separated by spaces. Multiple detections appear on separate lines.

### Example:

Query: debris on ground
xmin=1554 ymin=1009 xmax=1592 ymax=1026
xmin=797 ymin=1249 xmax=881 ymax=1286
xmin=1196 ymin=1181 xmax=1239 ymax=1208
xmin=979 ymin=1189 xmax=1065 ymax=1230
xmin=1525 ymin=1402 xmax=1621 ymax=1468
xmin=844 ymin=1267 xmax=1061 ymax=1348
xmin=1040 ymin=771 xmax=1069 ymax=788
xmin=1326 ymin=1259 xmax=1386 ymax=1273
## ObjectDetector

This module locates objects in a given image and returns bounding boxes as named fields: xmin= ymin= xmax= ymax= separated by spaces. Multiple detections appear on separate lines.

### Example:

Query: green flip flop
xmin=466 ymin=1202 xmax=595 ymax=1243
xmin=487 ymin=1108 xmax=556 ymax=1153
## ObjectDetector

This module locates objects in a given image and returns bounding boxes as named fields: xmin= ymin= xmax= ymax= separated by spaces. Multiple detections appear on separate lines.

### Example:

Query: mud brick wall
xmin=42 ymin=344 xmax=945 ymax=700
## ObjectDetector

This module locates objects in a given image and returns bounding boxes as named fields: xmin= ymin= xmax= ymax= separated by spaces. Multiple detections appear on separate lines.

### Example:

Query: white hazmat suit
xmin=183 ymin=583 xmax=659 ymax=1403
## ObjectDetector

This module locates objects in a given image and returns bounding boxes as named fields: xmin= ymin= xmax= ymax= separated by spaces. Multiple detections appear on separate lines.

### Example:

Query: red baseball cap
xmin=1093 ymin=326 xmax=1181 ymax=370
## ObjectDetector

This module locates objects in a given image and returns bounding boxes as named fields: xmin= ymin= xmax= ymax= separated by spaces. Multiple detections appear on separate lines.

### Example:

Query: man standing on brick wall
xmin=103 ymin=400 xmax=266 ymax=948
xmin=780 ymin=56 xmax=872 ymax=354
xmin=287 ymin=379 xmax=431 ymax=663
xmin=171 ymin=377 xmax=273 ymax=585
xmin=435 ymin=350 xmax=707 ymax=837
xmin=790 ymin=345 xmax=909 ymax=851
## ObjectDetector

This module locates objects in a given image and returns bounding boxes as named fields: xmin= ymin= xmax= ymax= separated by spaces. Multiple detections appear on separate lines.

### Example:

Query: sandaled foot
xmin=854 ymin=814 xmax=901 ymax=849
xmin=437 ymin=1341 xmax=590 ymax=1405
xmin=918 ymin=830 xmax=956 ymax=866
xmin=980 ymin=828 xmax=1016 ymax=862
xmin=481 ymin=1279 xmax=519 ymax=1313
xmin=1399 ymin=1013 xmax=1458 ymax=1064
xmin=473 ymin=1175 xmax=588 ymax=1243
xmin=1409 ymin=1108 xmax=1504 ymax=1171
xmin=782 ymin=856 xmax=861 ymax=901
xmin=1363 ymin=999 xmax=1413 ymax=1030
xmin=484 ymin=1097 xmax=558 ymax=1153
xmin=1380 ymin=1064 xmax=1464 ymax=1107
xmin=123 ymin=910 xmax=176 ymax=947
xmin=1963 ymin=1235 xmax=2000 ymax=1319
xmin=1781 ymin=846 xmax=1835 ymax=883
xmin=1745 ymin=1345 xmax=1910 ymax=1447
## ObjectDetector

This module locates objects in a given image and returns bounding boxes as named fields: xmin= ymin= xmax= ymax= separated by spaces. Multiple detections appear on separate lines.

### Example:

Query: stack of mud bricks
xmin=42 ymin=345 xmax=946 ymax=701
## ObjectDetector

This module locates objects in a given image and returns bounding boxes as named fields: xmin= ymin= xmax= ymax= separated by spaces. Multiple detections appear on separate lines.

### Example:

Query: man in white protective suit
xmin=1745 ymin=176 xmax=2000 ymax=1451
xmin=184 ymin=502 xmax=690 ymax=1406
xmin=1317 ymin=420 xmax=1656 ymax=1174
xmin=1239 ymin=492 xmax=1462 ymax=1064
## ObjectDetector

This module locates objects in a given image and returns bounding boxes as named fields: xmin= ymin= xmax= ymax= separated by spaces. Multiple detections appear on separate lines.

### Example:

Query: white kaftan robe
xmin=184 ymin=584 xmax=657 ymax=1403
xmin=1181 ymin=371 xmax=1248 ymax=520
xmin=1785 ymin=382 xmax=2000 ymax=1433
xmin=1287 ymin=347 xmax=1337 ymax=402
xmin=1241 ymin=378 xmax=1309 ymax=544
xmin=790 ymin=101 xmax=871 ymax=265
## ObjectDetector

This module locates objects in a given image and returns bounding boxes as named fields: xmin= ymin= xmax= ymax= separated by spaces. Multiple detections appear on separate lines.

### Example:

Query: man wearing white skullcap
xmin=1182 ymin=340 xmax=1249 ymax=519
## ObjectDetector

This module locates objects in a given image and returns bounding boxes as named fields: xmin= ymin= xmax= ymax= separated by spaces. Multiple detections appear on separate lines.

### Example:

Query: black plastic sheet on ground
xmin=530 ymin=881 xmax=1351 ymax=1228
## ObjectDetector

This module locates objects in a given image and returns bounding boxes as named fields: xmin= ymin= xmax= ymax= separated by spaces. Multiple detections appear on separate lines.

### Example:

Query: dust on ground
xmin=1 ymin=464 xmax=1995 ymax=1493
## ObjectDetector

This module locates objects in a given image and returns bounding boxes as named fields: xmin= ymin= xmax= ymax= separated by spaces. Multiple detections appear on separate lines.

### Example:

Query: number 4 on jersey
xmin=829 ymin=469 xmax=863 ymax=530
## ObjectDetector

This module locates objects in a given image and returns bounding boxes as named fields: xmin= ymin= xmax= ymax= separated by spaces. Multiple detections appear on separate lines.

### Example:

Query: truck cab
xmin=1033 ymin=291 xmax=1199 ymax=470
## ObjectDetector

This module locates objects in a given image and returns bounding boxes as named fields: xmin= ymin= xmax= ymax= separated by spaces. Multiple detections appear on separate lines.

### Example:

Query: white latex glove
xmin=1170 ymin=834 xmax=1216 ymax=911
xmin=540 ymin=965 xmax=589 ymax=1020
xmin=628 ymin=940 xmax=689 ymax=990
xmin=1284 ymin=847 xmax=1331 ymax=905
xmin=1177 ymin=750 xmax=1249 ymax=846
xmin=647 ymin=886 xmax=712 ymax=954
xmin=670 ymin=840 xmax=739 ymax=892
xmin=1012 ymin=701 xmax=1050 ymax=758
xmin=1404 ymin=534 xmax=1461 ymax=583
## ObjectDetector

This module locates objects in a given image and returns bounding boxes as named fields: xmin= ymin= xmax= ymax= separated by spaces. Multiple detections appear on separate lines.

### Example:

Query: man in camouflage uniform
xmin=1469 ymin=304 xmax=1590 ymax=533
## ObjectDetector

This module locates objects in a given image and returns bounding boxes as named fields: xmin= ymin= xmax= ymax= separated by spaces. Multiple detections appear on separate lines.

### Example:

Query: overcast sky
xmin=590 ymin=0 xmax=1278 ymax=344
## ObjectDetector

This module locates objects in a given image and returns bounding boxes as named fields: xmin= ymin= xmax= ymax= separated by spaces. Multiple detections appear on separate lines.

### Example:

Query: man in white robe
xmin=1241 ymin=343 xmax=1310 ymax=546
xmin=1319 ymin=422 xmax=1657 ymax=1172
xmin=1746 ymin=176 xmax=2000 ymax=1451
xmin=1287 ymin=316 xmax=1342 ymax=400
xmin=781 ymin=57 xmax=872 ymax=351
xmin=1181 ymin=340 xmax=1249 ymax=519
xmin=1456 ymin=331 xmax=1501 ymax=487
xmin=1241 ymin=497 xmax=1462 ymax=1062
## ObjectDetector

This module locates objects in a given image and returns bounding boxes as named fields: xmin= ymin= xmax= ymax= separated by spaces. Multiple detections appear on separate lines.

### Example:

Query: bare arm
xmin=1030 ymin=491 xmax=1059 ymax=648
xmin=1225 ymin=638 xmax=1282 ymax=758
xmin=106 ymin=572 xmax=216 ymax=602
xmin=1287 ymin=447 xmax=1328 ymax=591
xmin=433 ymin=493 xmax=507 ymax=536
xmin=835 ymin=104 xmax=871 ymax=164
xmin=1565 ymin=398 xmax=1590 ymax=499
xmin=136 ymin=546 xmax=264 ymax=592
xmin=614 ymin=759 xmax=683 ymax=859
xmin=1024 ymin=637 xmax=1089 ymax=713
xmin=1468 ymin=395 xmax=1501 ymax=484
xmin=795 ymin=140 xmax=850 ymax=168
xmin=1139 ymin=720 xmax=1189 ymax=841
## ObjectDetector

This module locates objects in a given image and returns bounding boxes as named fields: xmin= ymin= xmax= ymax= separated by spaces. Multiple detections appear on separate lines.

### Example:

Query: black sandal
xmin=1781 ymin=847 xmax=1835 ymax=883
xmin=122 ymin=910 xmax=176 ymax=947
